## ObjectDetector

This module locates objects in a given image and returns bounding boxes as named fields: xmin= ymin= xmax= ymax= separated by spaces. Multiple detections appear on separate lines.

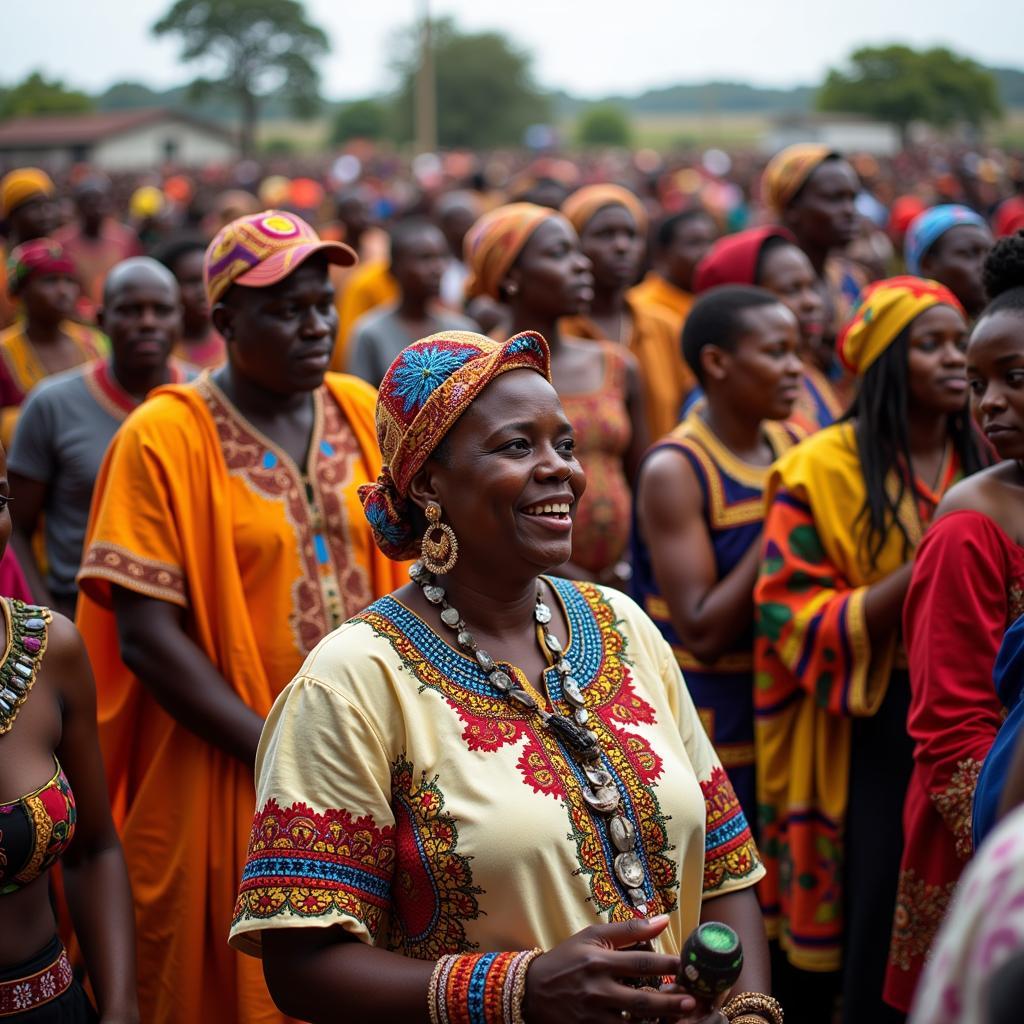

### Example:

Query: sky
xmin=11 ymin=0 xmax=1024 ymax=100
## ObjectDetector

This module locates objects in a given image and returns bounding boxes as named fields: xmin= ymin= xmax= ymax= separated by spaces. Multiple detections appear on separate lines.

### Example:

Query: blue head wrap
xmin=904 ymin=204 xmax=989 ymax=275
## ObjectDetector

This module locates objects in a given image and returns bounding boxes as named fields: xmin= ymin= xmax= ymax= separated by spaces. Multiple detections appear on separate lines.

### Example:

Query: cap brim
xmin=234 ymin=239 xmax=357 ymax=290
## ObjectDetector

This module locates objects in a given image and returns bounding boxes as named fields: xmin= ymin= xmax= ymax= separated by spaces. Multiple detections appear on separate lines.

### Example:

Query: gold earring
xmin=421 ymin=501 xmax=459 ymax=574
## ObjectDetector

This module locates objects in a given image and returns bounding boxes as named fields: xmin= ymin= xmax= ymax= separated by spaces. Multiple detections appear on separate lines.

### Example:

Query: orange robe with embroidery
xmin=75 ymin=372 xmax=406 ymax=1024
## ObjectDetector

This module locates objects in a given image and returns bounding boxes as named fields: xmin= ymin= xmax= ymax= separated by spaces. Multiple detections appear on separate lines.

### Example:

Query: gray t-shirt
xmin=347 ymin=304 xmax=477 ymax=387
xmin=8 ymin=360 xmax=193 ymax=602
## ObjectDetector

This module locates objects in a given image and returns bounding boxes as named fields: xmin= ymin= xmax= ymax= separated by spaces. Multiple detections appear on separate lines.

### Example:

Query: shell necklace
xmin=410 ymin=561 xmax=650 ymax=913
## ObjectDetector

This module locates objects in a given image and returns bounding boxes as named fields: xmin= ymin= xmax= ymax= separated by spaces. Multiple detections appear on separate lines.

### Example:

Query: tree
xmin=152 ymin=0 xmax=330 ymax=156
xmin=331 ymin=99 xmax=389 ymax=145
xmin=390 ymin=18 xmax=550 ymax=149
xmin=818 ymin=45 xmax=1002 ymax=144
xmin=0 ymin=71 xmax=93 ymax=120
xmin=577 ymin=104 xmax=631 ymax=147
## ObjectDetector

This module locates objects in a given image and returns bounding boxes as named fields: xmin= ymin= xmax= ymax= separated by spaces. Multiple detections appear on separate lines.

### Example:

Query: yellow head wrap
xmin=561 ymin=184 xmax=648 ymax=236
xmin=0 ymin=168 xmax=55 ymax=219
xmin=761 ymin=144 xmax=836 ymax=216
xmin=838 ymin=275 xmax=965 ymax=376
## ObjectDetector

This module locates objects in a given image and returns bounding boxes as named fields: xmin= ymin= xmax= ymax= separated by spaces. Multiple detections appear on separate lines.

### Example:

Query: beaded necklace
xmin=410 ymin=561 xmax=650 ymax=913
xmin=0 ymin=598 xmax=52 ymax=734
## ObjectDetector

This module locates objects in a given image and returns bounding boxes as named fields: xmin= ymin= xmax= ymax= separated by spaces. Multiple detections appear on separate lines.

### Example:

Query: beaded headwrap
xmin=358 ymin=330 xmax=552 ymax=559
xmin=838 ymin=275 xmax=964 ymax=376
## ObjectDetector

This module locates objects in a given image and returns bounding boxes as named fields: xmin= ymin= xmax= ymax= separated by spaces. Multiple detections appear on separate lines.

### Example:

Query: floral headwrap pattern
xmin=358 ymin=330 xmax=552 ymax=559
xmin=7 ymin=238 xmax=75 ymax=296
xmin=838 ymin=275 xmax=964 ymax=376
xmin=761 ymin=144 xmax=837 ymax=216
xmin=561 ymin=184 xmax=648 ymax=236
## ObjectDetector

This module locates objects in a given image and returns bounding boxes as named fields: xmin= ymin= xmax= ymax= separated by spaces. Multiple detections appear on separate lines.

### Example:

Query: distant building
xmin=0 ymin=108 xmax=237 ymax=172
xmin=763 ymin=113 xmax=902 ymax=156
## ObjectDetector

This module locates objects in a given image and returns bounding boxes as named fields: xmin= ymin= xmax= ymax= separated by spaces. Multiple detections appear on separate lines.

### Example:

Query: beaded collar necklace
xmin=410 ymin=561 xmax=650 ymax=913
xmin=0 ymin=599 xmax=51 ymax=734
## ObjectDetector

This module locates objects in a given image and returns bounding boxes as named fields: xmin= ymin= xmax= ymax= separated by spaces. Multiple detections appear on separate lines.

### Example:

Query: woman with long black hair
xmin=753 ymin=277 xmax=985 ymax=1024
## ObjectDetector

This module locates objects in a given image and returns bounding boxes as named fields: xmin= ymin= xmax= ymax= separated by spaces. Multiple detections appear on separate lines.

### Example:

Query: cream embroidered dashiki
xmin=230 ymin=578 xmax=763 ymax=959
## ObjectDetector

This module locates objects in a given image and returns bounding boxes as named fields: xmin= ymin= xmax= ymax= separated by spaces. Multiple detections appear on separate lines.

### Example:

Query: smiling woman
xmin=229 ymin=329 xmax=777 ymax=1024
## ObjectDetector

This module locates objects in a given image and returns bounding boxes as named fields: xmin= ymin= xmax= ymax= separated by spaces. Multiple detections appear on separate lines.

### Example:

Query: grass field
xmin=257 ymin=110 xmax=1024 ymax=155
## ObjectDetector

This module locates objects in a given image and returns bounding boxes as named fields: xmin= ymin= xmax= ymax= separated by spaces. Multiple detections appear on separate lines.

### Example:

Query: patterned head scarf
xmin=7 ymin=238 xmax=75 ymax=297
xmin=561 ymin=184 xmax=648 ymax=236
xmin=0 ymin=168 xmax=55 ymax=219
xmin=358 ymin=330 xmax=551 ymax=559
xmin=761 ymin=144 xmax=838 ymax=216
xmin=203 ymin=209 xmax=356 ymax=306
xmin=838 ymin=275 xmax=964 ymax=375
xmin=693 ymin=226 xmax=797 ymax=293
xmin=904 ymin=204 xmax=990 ymax=275
xmin=463 ymin=202 xmax=564 ymax=301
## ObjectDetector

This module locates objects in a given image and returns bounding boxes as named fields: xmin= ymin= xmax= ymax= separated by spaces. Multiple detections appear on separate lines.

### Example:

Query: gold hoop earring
xmin=421 ymin=501 xmax=459 ymax=574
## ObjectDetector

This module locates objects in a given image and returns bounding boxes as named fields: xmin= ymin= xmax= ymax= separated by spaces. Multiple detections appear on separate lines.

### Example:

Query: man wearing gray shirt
xmin=8 ymin=257 xmax=191 ymax=617
xmin=347 ymin=217 xmax=476 ymax=386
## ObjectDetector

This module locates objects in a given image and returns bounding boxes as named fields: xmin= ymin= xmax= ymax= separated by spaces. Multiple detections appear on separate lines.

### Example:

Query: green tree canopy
xmin=0 ymin=72 xmax=94 ymax=120
xmin=390 ymin=18 xmax=550 ymax=149
xmin=818 ymin=45 xmax=1002 ymax=142
xmin=152 ymin=0 xmax=330 ymax=155
xmin=577 ymin=104 xmax=632 ymax=147
xmin=331 ymin=99 xmax=389 ymax=145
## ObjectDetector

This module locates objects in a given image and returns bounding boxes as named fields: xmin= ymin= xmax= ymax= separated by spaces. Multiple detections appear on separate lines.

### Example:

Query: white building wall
xmin=92 ymin=122 xmax=235 ymax=170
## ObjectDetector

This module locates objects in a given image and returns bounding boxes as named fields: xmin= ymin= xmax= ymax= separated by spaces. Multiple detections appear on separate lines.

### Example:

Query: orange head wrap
xmin=561 ymin=184 xmax=648 ymax=236
xmin=838 ymin=275 xmax=965 ymax=376
xmin=761 ymin=144 xmax=837 ymax=216
xmin=0 ymin=167 xmax=55 ymax=219
xmin=463 ymin=202 xmax=565 ymax=301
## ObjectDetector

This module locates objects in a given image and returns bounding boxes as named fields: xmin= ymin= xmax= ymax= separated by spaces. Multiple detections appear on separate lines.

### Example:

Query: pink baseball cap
xmin=203 ymin=209 xmax=357 ymax=306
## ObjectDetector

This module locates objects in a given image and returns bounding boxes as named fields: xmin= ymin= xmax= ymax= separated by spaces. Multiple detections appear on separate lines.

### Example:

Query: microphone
xmin=677 ymin=921 xmax=743 ymax=1008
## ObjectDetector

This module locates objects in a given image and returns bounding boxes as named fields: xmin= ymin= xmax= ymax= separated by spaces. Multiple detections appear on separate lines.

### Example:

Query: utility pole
xmin=414 ymin=0 xmax=437 ymax=153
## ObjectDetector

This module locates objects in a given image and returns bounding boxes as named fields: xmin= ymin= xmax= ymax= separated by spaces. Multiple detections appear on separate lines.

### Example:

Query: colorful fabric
xmin=904 ymin=204 xmax=989 ymax=276
xmin=884 ymin=510 xmax=1024 ymax=1011
xmin=557 ymin=342 xmax=633 ymax=575
xmin=824 ymin=254 xmax=869 ymax=344
xmin=6 ymin=238 xmax=75 ymax=297
xmin=561 ymin=296 xmax=696 ymax=441
xmin=75 ymin=372 xmax=407 ymax=1024
xmin=973 ymin=613 xmax=1024 ymax=848
xmin=628 ymin=272 xmax=694 ymax=327
xmin=761 ymin=145 xmax=836 ymax=215
xmin=429 ymin=950 xmax=538 ymax=1024
xmin=692 ymin=226 xmax=796 ymax=293
xmin=203 ymin=209 xmax=356 ymax=306
xmin=561 ymin=183 xmax=648 ymax=236
xmin=838 ymin=275 xmax=963 ymax=376
xmin=632 ymin=409 xmax=800 ymax=827
xmin=229 ymin=578 xmax=763 ymax=959
xmin=359 ymin=330 xmax=551 ymax=560
xmin=788 ymin=364 xmax=844 ymax=436
xmin=0 ymin=320 xmax=107 ymax=449
xmin=755 ymin=420 xmax=960 ymax=972
xmin=0 ymin=941 xmax=74 ymax=1017
xmin=464 ymin=203 xmax=562 ymax=301
xmin=909 ymin=802 xmax=1024 ymax=1024
xmin=331 ymin=259 xmax=399 ymax=371
xmin=0 ymin=167 xmax=54 ymax=219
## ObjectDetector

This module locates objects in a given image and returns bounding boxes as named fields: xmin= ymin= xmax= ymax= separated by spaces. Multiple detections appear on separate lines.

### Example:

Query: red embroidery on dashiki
xmin=0 ymin=946 xmax=74 ymax=1015
xmin=355 ymin=578 xmax=680 ymax=924
xmin=700 ymin=766 xmax=759 ymax=894
xmin=233 ymin=798 xmax=396 ymax=941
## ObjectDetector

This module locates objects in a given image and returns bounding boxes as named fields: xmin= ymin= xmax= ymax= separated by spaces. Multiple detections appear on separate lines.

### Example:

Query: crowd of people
xmin=0 ymin=136 xmax=1023 ymax=1024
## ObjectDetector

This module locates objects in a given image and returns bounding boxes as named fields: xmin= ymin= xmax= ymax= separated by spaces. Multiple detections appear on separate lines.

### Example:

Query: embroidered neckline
xmin=0 ymin=598 xmax=52 ymax=735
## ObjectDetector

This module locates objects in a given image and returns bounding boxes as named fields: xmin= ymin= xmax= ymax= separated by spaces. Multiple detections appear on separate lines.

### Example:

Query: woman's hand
xmin=523 ymin=915 xmax=698 ymax=1023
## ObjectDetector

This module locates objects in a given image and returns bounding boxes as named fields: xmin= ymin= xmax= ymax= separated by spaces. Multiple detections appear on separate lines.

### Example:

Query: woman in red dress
xmin=885 ymin=233 xmax=1024 ymax=1012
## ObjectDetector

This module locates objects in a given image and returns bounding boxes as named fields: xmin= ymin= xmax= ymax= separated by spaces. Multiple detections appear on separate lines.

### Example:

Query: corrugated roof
xmin=0 ymin=108 xmax=233 ymax=147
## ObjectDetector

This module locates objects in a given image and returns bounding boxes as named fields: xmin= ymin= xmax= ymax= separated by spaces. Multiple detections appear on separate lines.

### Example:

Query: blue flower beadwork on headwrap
xmin=505 ymin=333 xmax=546 ymax=358
xmin=391 ymin=345 xmax=476 ymax=414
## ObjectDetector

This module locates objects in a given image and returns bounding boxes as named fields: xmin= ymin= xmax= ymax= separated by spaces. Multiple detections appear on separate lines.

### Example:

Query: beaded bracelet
xmin=427 ymin=948 xmax=543 ymax=1024
xmin=722 ymin=991 xmax=784 ymax=1024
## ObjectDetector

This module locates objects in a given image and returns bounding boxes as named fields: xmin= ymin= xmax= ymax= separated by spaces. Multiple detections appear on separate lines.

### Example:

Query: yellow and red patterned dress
xmin=229 ymin=578 xmax=764 ymax=960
